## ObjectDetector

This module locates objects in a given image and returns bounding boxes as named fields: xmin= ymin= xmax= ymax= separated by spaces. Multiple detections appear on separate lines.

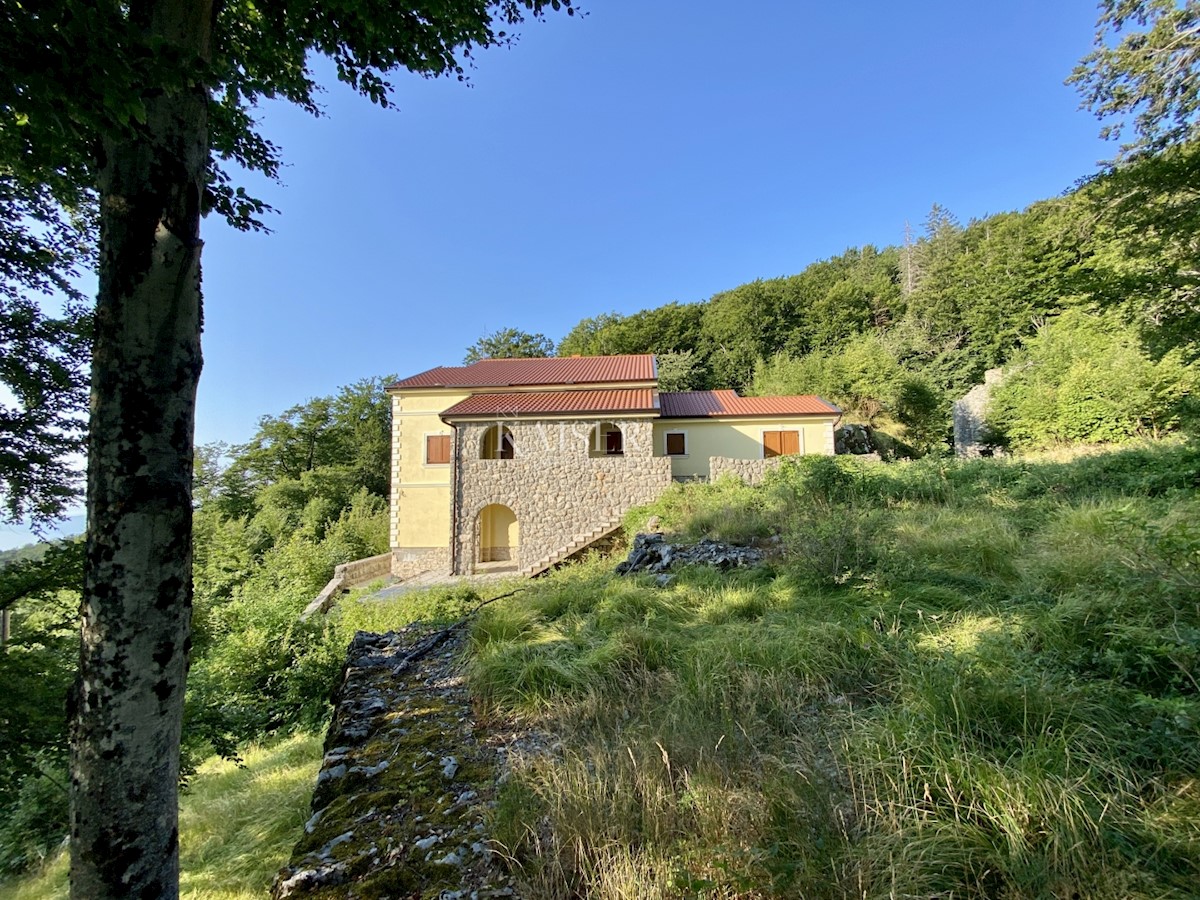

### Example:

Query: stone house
xmin=387 ymin=354 xmax=839 ymax=578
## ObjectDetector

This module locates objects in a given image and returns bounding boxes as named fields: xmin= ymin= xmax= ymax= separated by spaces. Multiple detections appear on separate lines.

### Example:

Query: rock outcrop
xmin=273 ymin=625 xmax=521 ymax=899
xmin=834 ymin=423 xmax=882 ymax=458
xmin=615 ymin=533 xmax=765 ymax=580
xmin=953 ymin=367 xmax=1006 ymax=458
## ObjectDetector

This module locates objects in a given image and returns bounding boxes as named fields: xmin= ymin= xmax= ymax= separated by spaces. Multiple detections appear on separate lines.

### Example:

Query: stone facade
xmin=452 ymin=418 xmax=672 ymax=575
xmin=391 ymin=547 xmax=451 ymax=580
xmin=708 ymin=455 xmax=785 ymax=486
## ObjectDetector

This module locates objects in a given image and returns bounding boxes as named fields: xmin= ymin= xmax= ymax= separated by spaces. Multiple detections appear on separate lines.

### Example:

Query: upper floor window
xmin=425 ymin=434 xmax=451 ymax=465
xmin=481 ymin=424 xmax=515 ymax=460
xmin=589 ymin=422 xmax=623 ymax=458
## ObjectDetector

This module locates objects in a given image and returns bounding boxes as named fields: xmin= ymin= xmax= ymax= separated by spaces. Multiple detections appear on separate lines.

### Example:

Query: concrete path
xmin=359 ymin=567 xmax=519 ymax=602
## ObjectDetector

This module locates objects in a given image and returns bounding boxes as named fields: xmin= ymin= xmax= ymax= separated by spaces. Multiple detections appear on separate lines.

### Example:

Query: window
xmin=665 ymin=432 xmax=687 ymax=456
xmin=762 ymin=430 xmax=800 ymax=458
xmin=589 ymin=422 xmax=624 ymax=458
xmin=425 ymin=434 xmax=451 ymax=465
xmin=481 ymin=425 xmax=515 ymax=460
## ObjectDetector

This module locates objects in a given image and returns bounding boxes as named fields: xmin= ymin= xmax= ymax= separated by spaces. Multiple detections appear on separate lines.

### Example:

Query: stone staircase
xmin=520 ymin=518 xmax=625 ymax=578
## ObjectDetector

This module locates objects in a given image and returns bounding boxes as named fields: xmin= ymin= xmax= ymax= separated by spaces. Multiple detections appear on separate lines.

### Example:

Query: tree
xmin=463 ymin=326 xmax=555 ymax=362
xmin=0 ymin=176 xmax=93 ymax=524
xmin=1070 ymin=2 xmax=1200 ymax=353
xmin=655 ymin=349 xmax=706 ymax=392
xmin=1070 ymin=0 xmax=1200 ymax=158
xmin=2 ymin=2 xmax=576 ymax=896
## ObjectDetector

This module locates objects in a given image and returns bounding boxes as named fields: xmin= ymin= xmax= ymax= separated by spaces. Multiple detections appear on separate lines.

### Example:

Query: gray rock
xmin=617 ymin=534 xmax=763 ymax=576
xmin=441 ymin=755 xmax=459 ymax=778
xmin=316 ymin=764 xmax=348 ymax=785
xmin=349 ymin=760 xmax=390 ymax=777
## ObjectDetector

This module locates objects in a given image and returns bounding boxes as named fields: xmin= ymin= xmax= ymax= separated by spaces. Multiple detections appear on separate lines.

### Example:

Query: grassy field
xmin=5 ymin=733 xmax=322 ymax=900
xmin=464 ymin=443 xmax=1200 ymax=899
xmin=7 ymin=442 xmax=1197 ymax=899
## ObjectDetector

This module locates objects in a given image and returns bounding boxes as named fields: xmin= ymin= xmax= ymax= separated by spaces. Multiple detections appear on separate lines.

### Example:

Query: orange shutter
xmin=763 ymin=431 xmax=783 ymax=458
xmin=763 ymin=430 xmax=799 ymax=458
xmin=426 ymin=434 xmax=451 ymax=464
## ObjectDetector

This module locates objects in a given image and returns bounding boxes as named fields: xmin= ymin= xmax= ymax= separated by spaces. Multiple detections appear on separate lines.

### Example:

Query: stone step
xmin=520 ymin=518 xmax=623 ymax=578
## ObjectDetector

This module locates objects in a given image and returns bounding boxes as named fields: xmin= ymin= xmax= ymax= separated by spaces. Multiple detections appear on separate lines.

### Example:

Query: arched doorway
xmin=477 ymin=504 xmax=518 ymax=564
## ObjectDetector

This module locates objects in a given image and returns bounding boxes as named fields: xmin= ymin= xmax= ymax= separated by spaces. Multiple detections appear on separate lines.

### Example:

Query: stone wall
xmin=452 ymin=418 xmax=672 ymax=574
xmin=303 ymin=552 xmax=399 ymax=619
xmin=709 ymin=456 xmax=784 ymax=486
xmin=391 ymin=546 xmax=451 ymax=580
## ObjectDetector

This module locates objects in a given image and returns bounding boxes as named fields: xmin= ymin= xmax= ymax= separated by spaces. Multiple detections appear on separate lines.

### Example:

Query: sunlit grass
xmin=4 ymin=733 xmax=322 ymax=900
xmin=470 ymin=442 xmax=1200 ymax=899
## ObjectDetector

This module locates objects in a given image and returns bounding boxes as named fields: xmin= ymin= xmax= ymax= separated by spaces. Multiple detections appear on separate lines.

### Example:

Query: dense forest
xmin=553 ymin=143 xmax=1199 ymax=452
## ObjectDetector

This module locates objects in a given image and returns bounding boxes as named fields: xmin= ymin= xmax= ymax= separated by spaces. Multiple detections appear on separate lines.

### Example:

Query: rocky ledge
xmin=615 ymin=533 xmax=765 ymax=582
xmin=273 ymin=624 xmax=537 ymax=899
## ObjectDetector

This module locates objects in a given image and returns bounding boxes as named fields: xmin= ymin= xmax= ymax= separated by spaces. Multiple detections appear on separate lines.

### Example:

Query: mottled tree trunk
xmin=70 ymin=1 xmax=212 ymax=897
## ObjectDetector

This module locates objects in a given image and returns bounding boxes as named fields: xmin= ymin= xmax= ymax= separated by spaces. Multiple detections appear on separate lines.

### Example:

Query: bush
xmin=988 ymin=311 xmax=1198 ymax=448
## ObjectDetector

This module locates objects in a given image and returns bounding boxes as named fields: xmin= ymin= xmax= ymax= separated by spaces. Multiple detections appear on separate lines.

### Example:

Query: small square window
xmin=665 ymin=432 xmax=687 ymax=456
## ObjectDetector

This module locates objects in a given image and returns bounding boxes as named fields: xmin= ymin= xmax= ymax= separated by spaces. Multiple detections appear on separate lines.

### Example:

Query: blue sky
xmin=2 ymin=0 xmax=1115 ymax=549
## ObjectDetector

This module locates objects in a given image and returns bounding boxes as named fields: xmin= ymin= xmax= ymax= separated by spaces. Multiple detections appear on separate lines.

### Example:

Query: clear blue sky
xmin=1 ymin=0 xmax=1115 ymax=549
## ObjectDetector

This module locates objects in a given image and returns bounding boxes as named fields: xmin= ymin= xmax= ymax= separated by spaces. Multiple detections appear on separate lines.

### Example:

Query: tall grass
xmin=470 ymin=443 xmax=1200 ymax=899
xmin=4 ymin=733 xmax=322 ymax=900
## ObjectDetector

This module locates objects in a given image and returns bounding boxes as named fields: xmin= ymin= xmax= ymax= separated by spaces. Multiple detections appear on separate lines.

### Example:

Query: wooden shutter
xmin=426 ymin=434 xmax=451 ymax=465
xmin=763 ymin=431 xmax=783 ymax=458
xmin=666 ymin=432 xmax=686 ymax=456
xmin=763 ymin=430 xmax=799 ymax=458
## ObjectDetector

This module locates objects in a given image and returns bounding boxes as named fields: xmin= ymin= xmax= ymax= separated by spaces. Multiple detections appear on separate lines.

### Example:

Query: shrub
xmin=988 ymin=311 xmax=1198 ymax=448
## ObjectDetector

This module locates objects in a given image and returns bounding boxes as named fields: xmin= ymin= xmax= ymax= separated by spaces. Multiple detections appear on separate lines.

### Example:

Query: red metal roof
xmin=390 ymin=355 xmax=657 ymax=389
xmin=659 ymin=390 xmax=839 ymax=418
xmin=441 ymin=389 xmax=658 ymax=419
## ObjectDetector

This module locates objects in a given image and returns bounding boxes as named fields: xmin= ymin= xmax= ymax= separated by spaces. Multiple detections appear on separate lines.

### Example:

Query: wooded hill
xmin=556 ymin=143 xmax=1200 ymax=452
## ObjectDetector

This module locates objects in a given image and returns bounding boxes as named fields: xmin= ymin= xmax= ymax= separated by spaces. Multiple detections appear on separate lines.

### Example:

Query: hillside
xmin=7 ymin=441 xmax=1198 ymax=898
xmin=555 ymin=144 xmax=1200 ymax=453
xmin=462 ymin=443 xmax=1200 ymax=898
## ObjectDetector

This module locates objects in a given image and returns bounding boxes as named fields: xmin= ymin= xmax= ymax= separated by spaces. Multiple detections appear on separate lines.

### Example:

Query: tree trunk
xmin=70 ymin=1 xmax=212 ymax=897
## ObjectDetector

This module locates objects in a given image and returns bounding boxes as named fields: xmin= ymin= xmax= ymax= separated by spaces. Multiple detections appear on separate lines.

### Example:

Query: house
xmin=386 ymin=354 xmax=839 ymax=578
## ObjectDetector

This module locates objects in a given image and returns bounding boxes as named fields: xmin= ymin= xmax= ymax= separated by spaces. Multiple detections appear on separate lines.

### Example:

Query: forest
xmin=554 ymin=143 xmax=1198 ymax=453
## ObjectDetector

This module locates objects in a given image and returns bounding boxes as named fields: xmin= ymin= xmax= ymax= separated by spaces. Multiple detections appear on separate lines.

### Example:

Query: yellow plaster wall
xmin=652 ymin=416 xmax=838 ymax=478
xmin=389 ymin=388 xmax=471 ymax=549
xmin=479 ymin=504 xmax=519 ymax=559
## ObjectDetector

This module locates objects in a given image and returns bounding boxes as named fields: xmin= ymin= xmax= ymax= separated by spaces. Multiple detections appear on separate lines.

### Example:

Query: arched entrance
xmin=477 ymin=504 xmax=518 ymax=565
